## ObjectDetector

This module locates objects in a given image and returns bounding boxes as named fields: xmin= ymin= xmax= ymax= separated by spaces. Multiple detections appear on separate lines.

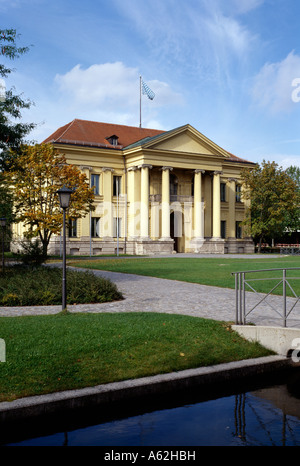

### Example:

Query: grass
xmin=0 ymin=312 xmax=274 ymax=402
xmin=0 ymin=266 xmax=123 ymax=306
xmin=0 ymin=255 xmax=295 ymax=402
xmin=69 ymin=255 xmax=300 ymax=296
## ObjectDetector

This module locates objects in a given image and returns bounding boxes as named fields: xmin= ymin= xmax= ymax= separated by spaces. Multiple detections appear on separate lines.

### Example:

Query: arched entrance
xmin=170 ymin=209 xmax=184 ymax=252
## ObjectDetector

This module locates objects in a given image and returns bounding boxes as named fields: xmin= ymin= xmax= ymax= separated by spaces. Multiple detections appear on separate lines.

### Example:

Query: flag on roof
xmin=142 ymin=79 xmax=155 ymax=100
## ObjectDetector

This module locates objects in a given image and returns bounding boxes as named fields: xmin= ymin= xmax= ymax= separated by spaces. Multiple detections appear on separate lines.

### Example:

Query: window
xmin=236 ymin=185 xmax=242 ymax=202
xmin=220 ymin=183 xmax=226 ymax=202
xmin=107 ymin=135 xmax=119 ymax=146
xmin=170 ymin=174 xmax=178 ymax=196
xmin=91 ymin=217 xmax=101 ymax=238
xmin=221 ymin=220 xmax=226 ymax=239
xmin=113 ymin=176 xmax=122 ymax=196
xmin=236 ymin=221 xmax=242 ymax=239
xmin=91 ymin=174 xmax=100 ymax=195
xmin=69 ymin=219 xmax=77 ymax=237
xmin=113 ymin=217 xmax=122 ymax=238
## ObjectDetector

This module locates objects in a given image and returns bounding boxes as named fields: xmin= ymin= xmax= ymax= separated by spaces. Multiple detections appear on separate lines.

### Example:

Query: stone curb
xmin=0 ymin=355 xmax=294 ymax=424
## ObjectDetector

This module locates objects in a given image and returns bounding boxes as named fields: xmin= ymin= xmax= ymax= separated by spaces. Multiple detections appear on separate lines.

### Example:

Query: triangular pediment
xmin=142 ymin=125 xmax=230 ymax=158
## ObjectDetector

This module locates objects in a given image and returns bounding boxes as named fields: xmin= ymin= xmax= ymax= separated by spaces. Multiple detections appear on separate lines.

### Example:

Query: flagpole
xmin=139 ymin=75 xmax=142 ymax=128
xmin=139 ymin=76 xmax=155 ymax=128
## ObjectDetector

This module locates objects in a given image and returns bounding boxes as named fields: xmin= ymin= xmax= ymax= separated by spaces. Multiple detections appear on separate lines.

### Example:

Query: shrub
xmin=15 ymin=238 xmax=46 ymax=266
xmin=1 ymin=293 xmax=20 ymax=306
xmin=0 ymin=266 xmax=123 ymax=306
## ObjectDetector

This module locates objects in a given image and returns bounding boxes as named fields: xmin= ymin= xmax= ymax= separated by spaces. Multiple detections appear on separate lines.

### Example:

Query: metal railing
xmin=149 ymin=194 xmax=194 ymax=203
xmin=280 ymin=247 xmax=300 ymax=255
xmin=232 ymin=268 xmax=300 ymax=327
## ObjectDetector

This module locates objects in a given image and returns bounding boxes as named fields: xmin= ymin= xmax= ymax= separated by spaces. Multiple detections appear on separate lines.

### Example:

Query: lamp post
xmin=0 ymin=218 xmax=6 ymax=272
xmin=56 ymin=186 xmax=73 ymax=311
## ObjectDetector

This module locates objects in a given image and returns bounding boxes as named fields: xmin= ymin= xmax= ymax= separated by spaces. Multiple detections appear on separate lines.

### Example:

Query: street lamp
xmin=0 ymin=217 xmax=6 ymax=272
xmin=56 ymin=185 xmax=73 ymax=311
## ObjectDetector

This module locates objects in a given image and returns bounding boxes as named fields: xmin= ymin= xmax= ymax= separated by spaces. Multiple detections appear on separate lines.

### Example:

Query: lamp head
xmin=56 ymin=185 xmax=73 ymax=209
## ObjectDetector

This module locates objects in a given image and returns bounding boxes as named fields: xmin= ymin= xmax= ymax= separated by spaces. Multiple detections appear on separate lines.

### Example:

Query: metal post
xmin=235 ymin=273 xmax=239 ymax=324
xmin=0 ymin=218 xmax=6 ymax=273
xmin=239 ymin=273 xmax=243 ymax=324
xmin=56 ymin=185 xmax=73 ymax=312
xmin=1 ymin=226 xmax=4 ymax=272
xmin=62 ymin=208 xmax=67 ymax=311
xmin=242 ymin=272 xmax=245 ymax=324
xmin=117 ymin=178 xmax=119 ymax=256
xmin=283 ymin=269 xmax=286 ymax=327
xmin=139 ymin=76 xmax=142 ymax=128
xmin=90 ymin=212 xmax=92 ymax=258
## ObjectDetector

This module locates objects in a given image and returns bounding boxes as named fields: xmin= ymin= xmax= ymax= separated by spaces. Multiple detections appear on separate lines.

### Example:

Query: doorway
xmin=170 ymin=210 xmax=184 ymax=252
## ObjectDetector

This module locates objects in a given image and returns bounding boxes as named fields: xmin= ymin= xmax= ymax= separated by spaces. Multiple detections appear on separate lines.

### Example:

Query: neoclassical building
xmin=41 ymin=119 xmax=255 ymax=255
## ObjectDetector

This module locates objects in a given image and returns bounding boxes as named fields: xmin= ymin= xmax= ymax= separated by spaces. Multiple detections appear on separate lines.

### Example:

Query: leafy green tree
xmin=241 ymin=160 xmax=299 ymax=251
xmin=0 ymin=174 xmax=14 ymax=249
xmin=286 ymin=165 xmax=300 ymax=189
xmin=0 ymin=29 xmax=36 ymax=169
xmin=284 ymin=165 xmax=300 ymax=241
xmin=0 ymin=29 xmax=36 ymax=248
xmin=7 ymin=144 xmax=95 ymax=257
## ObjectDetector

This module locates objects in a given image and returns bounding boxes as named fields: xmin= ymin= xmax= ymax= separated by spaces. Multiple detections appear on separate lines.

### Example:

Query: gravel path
xmin=1 ymin=262 xmax=300 ymax=327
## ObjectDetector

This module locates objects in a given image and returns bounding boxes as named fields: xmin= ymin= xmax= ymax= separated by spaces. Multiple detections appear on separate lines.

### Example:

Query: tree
xmin=7 ymin=144 xmax=95 ymax=256
xmin=286 ymin=165 xmax=300 ymax=189
xmin=284 ymin=165 xmax=300 ymax=240
xmin=0 ymin=29 xmax=36 ymax=169
xmin=241 ymin=160 xmax=299 ymax=251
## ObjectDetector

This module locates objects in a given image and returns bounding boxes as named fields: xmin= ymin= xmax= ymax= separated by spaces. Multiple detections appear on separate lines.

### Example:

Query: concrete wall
xmin=232 ymin=325 xmax=300 ymax=358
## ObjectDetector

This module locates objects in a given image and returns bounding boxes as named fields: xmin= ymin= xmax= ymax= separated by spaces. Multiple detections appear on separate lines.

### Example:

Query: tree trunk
xmin=258 ymin=237 xmax=262 ymax=253
xmin=39 ymin=230 xmax=51 ymax=259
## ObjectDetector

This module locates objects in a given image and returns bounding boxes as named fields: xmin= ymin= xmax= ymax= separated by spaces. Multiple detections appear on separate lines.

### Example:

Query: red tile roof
xmin=226 ymin=152 xmax=255 ymax=164
xmin=43 ymin=119 xmax=165 ymax=149
xmin=43 ymin=118 xmax=254 ymax=165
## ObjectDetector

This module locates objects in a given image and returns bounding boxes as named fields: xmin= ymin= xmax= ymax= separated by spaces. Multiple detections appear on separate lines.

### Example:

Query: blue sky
xmin=1 ymin=0 xmax=300 ymax=168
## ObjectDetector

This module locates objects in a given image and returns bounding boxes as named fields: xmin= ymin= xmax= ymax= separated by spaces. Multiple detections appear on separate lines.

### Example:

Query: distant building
xmin=20 ymin=119 xmax=256 ymax=255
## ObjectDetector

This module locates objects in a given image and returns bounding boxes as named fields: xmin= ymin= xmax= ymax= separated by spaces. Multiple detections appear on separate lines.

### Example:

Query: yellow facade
xmin=13 ymin=122 xmax=255 ymax=255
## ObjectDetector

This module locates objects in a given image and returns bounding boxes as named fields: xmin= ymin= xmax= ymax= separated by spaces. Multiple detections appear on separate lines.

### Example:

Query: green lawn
xmin=0 ymin=312 xmax=273 ymax=402
xmin=0 ymin=255 xmax=297 ymax=403
xmin=69 ymin=255 xmax=300 ymax=296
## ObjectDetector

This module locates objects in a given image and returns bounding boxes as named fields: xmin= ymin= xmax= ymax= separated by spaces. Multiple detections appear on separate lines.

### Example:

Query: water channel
xmin=3 ymin=368 xmax=300 ymax=447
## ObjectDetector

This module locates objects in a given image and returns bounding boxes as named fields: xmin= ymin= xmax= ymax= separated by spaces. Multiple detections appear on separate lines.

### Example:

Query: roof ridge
xmin=53 ymin=119 xmax=77 ymax=142
xmin=71 ymin=118 xmax=164 ymax=133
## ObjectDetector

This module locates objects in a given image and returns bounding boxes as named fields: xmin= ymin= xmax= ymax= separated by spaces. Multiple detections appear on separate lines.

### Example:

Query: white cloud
xmin=223 ymin=0 xmax=265 ymax=15
xmin=0 ymin=0 xmax=42 ymax=11
xmin=55 ymin=62 xmax=138 ymax=109
xmin=25 ymin=61 xmax=183 ymax=142
xmin=279 ymin=156 xmax=300 ymax=169
xmin=205 ymin=13 xmax=254 ymax=58
xmin=113 ymin=0 xmax=259 ymax=85
xmin=55 ymin=62 xmax=183 ymax=111
xmin=251 ymin=51 xmax=300 ymax=114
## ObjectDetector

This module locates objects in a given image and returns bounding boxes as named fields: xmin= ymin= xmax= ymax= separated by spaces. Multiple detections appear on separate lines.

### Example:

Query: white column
xmin=127 ymin=166 xmax=139 ymax=239
xmin=79 ymin=165 xmax=93 ymax=238
xmin=102 ymin=167 xmax=114 ymax=238
xmin=194 ymin=170 xmax=205 ymax=238
xmin=161 ymin=166 xmax=173 ymax=240
xmin=227 ymin=178 xmax=236 ymax=238
xmin=213 ymin=171 xmax=222 ymax=239
xmin=139 ymin=164 xmax=152 ymax=239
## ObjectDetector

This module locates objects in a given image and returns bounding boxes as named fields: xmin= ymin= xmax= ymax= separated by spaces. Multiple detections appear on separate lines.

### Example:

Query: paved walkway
xmin=1 ymin=255 xmax=300 ymax=327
